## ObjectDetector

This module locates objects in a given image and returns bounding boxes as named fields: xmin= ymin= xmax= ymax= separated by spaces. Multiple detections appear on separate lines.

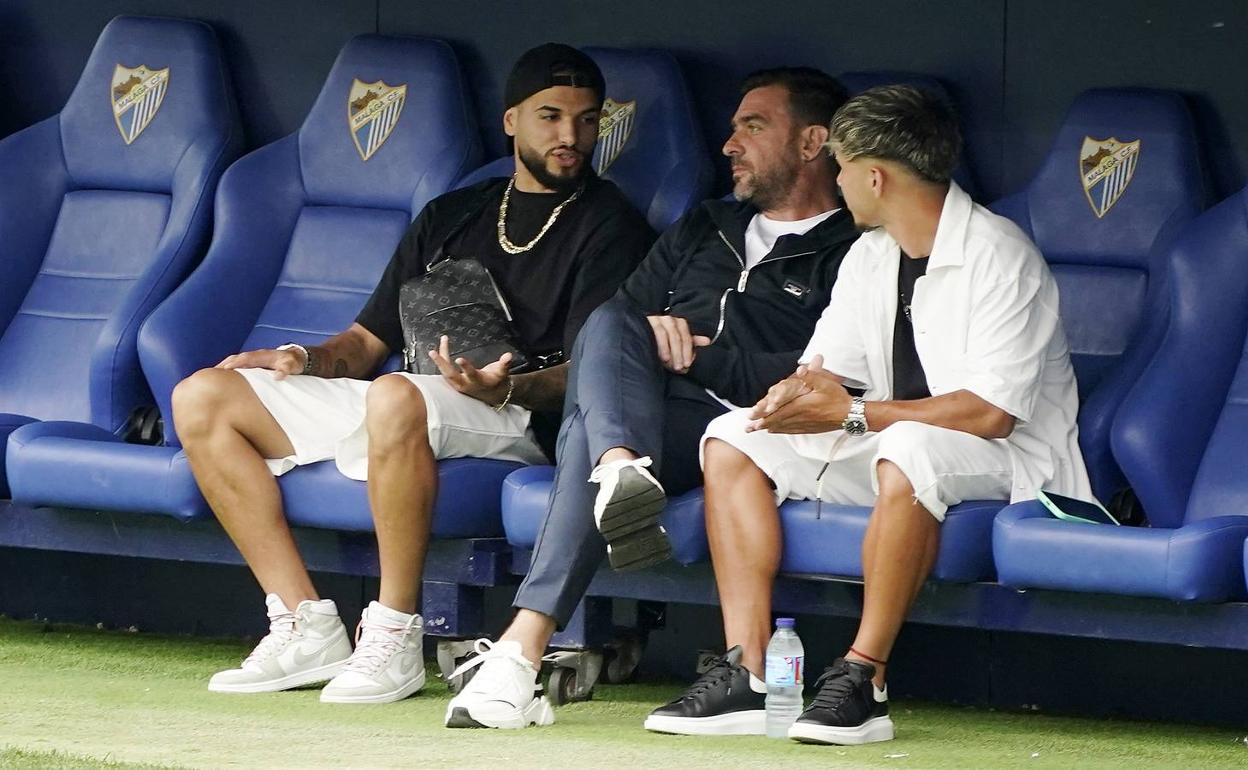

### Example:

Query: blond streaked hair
xmin=827 ymin=85 xmax=961 ymax=183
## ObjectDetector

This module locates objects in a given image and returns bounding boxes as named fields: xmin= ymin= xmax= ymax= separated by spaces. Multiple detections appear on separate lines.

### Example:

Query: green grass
xmin=0 ymin=617 xmax=1244 ymax=769
xmin=0 ymin=747 xmax=185 ymax=770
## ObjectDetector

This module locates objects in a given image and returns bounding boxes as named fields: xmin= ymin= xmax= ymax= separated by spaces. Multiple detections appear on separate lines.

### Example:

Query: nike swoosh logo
xmin=396 ymin=654 xmax=421 ymax=678
xmin=288 ymin=638 xmax=340 ymax=668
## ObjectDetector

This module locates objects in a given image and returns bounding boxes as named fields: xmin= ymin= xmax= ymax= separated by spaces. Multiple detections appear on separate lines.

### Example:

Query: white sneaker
xmin=590 ymin=457 xmax=671 ymax=571
xmin=444 ymin=640 xmax=555 ymax=729
xmin=208 ymin=594 xmax=351 ymax=693
xmin=320 ymin=602 xmax=425 ymax=704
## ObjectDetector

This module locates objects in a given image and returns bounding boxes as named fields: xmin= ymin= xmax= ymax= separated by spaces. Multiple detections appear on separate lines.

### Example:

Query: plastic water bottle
xmin=764 ymin=617 xmax=804 ymax=738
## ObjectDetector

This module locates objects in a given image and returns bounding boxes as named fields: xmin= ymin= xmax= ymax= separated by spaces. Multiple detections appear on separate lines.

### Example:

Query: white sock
xmin=371 ymin=601 xmax=419 ymax=625
xmin=298 ymin=598 xmax=339 ymax=616
xmin=873 ymin=683 xmax=888 ymax=702
xmin=748 ymin=672 xmax=767 ymax=694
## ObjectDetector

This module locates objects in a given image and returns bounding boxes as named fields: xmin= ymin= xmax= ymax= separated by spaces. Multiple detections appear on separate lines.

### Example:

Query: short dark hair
xmin=829 ymin=85 xmax=961 ymax=183
xmin=740 ymin=67 xmax=849 ymax=129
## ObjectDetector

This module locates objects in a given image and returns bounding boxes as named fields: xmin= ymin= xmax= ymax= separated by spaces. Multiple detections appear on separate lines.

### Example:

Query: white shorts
xmin=701 ymin=409 xmax=1013 ymax=521
xmin=236 ymin=369 xmax=547 ymax=480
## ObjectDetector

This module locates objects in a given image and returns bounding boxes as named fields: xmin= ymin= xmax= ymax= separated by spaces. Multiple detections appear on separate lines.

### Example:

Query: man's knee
xmin=365 ymin=374 xmax=429 ymax=450
xmin=573 ymin=295 xmax=647 ymax=355
xmin=703 ymin=437 xmax=759 ymax=485
xmin=874 ymin=421 xmax=941 ymax=501
xmin=874 ymin=458 xmax=916 ymax=504
xmin=172 ymin=368 xmax=242 ymax=442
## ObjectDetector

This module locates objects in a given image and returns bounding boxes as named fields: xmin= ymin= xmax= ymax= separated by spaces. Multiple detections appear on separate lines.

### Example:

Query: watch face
xmin=844 ymin=417 xmax=866 ymax=436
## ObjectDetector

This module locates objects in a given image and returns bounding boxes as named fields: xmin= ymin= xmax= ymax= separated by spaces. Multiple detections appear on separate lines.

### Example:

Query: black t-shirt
xmin=354 ymin=177 xmax=654 ymax=458
xmin=356 ymin=176 xmax=654 ymax=363
xmin=892 ymin=253 xmax=931 ymax=401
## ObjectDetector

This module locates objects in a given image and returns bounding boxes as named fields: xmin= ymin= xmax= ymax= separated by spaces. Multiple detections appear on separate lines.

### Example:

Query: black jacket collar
xmin=703 ymin=197 xmax=859 ymax=262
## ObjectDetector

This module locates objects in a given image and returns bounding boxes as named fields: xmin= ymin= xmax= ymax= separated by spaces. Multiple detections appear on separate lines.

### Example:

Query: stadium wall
xmin=0 ymin=0 xmax=1244 ymax=201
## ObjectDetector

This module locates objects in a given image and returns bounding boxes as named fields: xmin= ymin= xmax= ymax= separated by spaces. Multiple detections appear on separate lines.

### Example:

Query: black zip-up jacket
xmin=619 ymin=198 xmax=860 ymax=406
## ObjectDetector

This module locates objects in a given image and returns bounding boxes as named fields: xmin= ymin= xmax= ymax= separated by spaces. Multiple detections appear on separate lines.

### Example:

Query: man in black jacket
xmin=172 ymin=44 xmax=652 ymax=707
xmin=446 ymin=67 xmax=860 ymax=730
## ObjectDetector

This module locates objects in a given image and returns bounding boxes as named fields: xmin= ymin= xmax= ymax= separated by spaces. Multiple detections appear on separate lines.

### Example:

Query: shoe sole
xmin=598 ymin=469 xmax=671 ymax=571
xmin=208 ymin=659 xmax=348 ymax=694
xmin=444 ymin=696 xmax=555 ymax=729
xmin=319 ymin=668 xmax=427 ymax=704
xmin=643 ymin=709 xmax=766 ymax=736
xmin=606 ymin=525 xmax=673 ymax=571
xmin=787 ymin=715 xmax=895 ymax=745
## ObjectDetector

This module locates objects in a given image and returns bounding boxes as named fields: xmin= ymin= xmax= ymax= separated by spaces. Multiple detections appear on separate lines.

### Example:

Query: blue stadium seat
xmin=991 ymin=88 xmax=1205 ymax=501
xmin=994 ymin=187 xmax=1248 ymax=602
xmin=838 ymin=71 xmax=976 ymax=198
xmin=502 ymin=465 xmax=709 ymax=565
xmin=457 ymin=47 xmax=712 ymax=231
xmin=8 ymin=34 xmax=491 ymax=530
xmin=0 ymin=16 xmax=240 ymax=498
xmin=500 ymin=87 xmax=1206 ymax=584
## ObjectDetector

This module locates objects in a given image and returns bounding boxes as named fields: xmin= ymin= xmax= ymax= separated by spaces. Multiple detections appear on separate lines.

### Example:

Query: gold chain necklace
xmin=496 ymin=176 xmax=583 ymax=255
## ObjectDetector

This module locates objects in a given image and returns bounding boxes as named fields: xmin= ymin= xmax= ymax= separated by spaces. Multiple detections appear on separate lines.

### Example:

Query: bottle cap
xmin=775 ymin=617 xmax=795 ymax=629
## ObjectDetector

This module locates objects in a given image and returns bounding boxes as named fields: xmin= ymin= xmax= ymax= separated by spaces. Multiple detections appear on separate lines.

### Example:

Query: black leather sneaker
xmin=788 ymin=658 xmax=894 ymax=744
xmin=643 ymin=646 xmax=766 ymax=735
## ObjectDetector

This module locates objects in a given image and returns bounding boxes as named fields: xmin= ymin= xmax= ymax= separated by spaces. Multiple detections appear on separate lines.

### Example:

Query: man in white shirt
xmin=646 ymin=85 xmax=1090 ymax=743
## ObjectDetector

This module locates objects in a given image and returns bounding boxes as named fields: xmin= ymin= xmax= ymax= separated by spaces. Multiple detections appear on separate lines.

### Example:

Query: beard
xmin=518 ymin=142 xmax=588 ymax=193
xmin=732 ymin=152 xmax=801 ymax=211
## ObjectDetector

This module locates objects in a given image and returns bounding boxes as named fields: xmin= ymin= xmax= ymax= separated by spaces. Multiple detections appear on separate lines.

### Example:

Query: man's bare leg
xmin=599 ymin=446 xmax=639 ymax=464
xmin=364 ymin=374 xmax=440 ymax=615
xmin=499 ymin=610 xmax=557 ymax=665
xmin=174 ymin=368 xmax=317 ymax=609
xmin=846 ymin=459 xmax=941 ymax=686
xmin=703 ymin=438 xmax=780 ymax=677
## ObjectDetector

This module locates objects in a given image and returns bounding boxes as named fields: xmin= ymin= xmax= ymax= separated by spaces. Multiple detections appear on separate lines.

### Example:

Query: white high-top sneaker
xmin=320 ymin=601 xmax=425 ymax=704
xmin=208 ymin=593 xmax=351 ymax=693
xmin=590 ymin=456 xmax=671 ymax=571
xmin=444 ymin=640 xmax=554 ymax=729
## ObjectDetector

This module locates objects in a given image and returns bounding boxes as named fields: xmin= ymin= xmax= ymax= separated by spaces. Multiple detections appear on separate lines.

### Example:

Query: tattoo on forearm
xmin=333 ymin=358 xmax=348 ymax=378
xmin=512 ymin=364 xmax=569 ymax=412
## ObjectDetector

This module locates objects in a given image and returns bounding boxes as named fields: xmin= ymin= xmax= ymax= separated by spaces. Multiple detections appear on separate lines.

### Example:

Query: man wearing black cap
xmin=445 ymin=67 xmax=860 ymax=730
xmin=173 ymin=43 xmax=652 ymax=706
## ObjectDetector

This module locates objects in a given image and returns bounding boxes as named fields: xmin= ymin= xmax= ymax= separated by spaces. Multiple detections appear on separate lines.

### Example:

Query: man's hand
xmin=428 ymin=335 xmax=512 ymax=405
xmin=746 ymin=355 xmax=852 ymax=434
xmin=646 ymin=315 xmax=711 ymax=373
xmin=217 ymin=348 xmax=305 ymax=380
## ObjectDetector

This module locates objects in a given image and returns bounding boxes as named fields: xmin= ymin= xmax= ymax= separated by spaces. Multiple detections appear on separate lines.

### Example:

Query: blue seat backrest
xmin=137 ymin=35 xmax=479 ymax=444
xmin=457 ymin=47 xmax=711 ymax=232
xmin=1112 ymin=190 xmax=1248 ymax=528
xmin=582 ymin=47 xmax=711 ymax=231
xmin=838 ymin=71 xmax=976 ymax=198
xmin=240 ymin=35 xmax=481 ymax=354
xmin=0 ymin=15 xmax=239 ymax=429
xmin=990 ymin=88 xmax=1204 ymax=499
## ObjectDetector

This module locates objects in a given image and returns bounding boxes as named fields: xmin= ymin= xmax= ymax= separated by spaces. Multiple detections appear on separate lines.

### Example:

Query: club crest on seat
xmin=1080 ymin=136 xmax=1141 ymax=218
xmin=595 ymin=98 xmax=636 ymax=175
xmin=111 ymin=64 xmax=169 ymax=145
xmin=349 ymin=79 xmax=407 ymax=162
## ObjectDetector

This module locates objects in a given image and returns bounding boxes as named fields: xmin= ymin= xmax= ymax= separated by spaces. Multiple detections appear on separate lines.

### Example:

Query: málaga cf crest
xmin=594 ymin=98 xmax=636 ymax=175
xmin=111 ymin=64 xmax=169 ymax=145
xmin=1080 ymin=136 xmax=1141 ymax=218
xmin=348 ymin=79 xmax=407 ymax=162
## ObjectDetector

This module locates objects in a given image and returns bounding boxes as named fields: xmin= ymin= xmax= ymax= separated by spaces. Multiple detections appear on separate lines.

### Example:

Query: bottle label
xmin=765 ymin=654 xmax=804 ymax=686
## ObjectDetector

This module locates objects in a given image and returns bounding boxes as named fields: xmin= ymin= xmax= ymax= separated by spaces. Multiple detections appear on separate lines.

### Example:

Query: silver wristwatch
xmin=277 ymin=343 xmax=313 ymax=375
xmin=842 ymin=396 xmax=868 ymax=436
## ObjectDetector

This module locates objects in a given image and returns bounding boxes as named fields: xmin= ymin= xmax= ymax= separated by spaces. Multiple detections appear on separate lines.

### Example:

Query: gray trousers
xmin=512 ymin=296 xmax=728 ymax=626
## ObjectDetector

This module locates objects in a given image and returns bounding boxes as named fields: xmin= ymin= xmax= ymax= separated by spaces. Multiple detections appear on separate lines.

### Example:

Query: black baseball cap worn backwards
xmin=504 ymin=43 xmax=605 ymax=109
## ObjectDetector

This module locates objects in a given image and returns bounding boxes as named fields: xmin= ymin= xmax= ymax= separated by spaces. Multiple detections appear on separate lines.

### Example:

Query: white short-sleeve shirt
xmin=800 ymin=182 xmax=1092 ymax=503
